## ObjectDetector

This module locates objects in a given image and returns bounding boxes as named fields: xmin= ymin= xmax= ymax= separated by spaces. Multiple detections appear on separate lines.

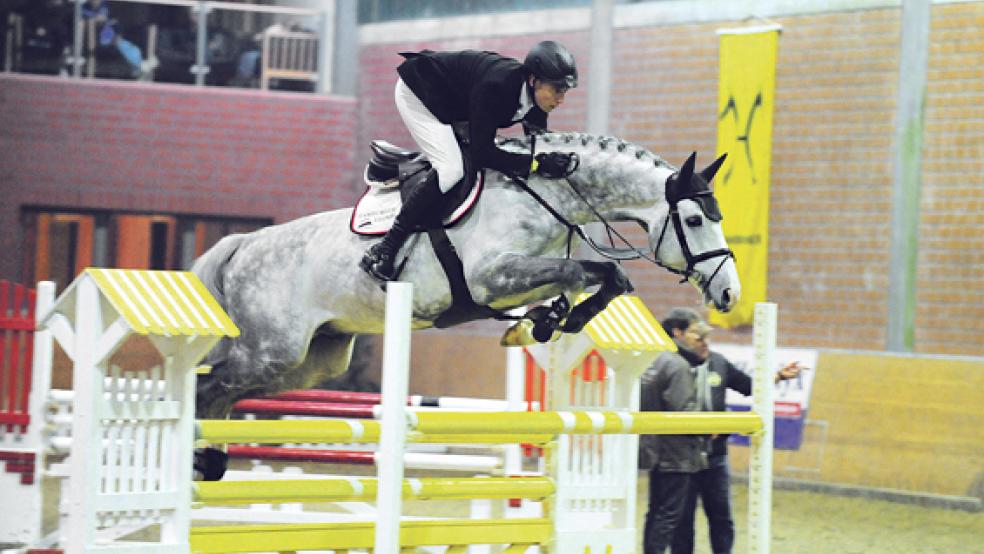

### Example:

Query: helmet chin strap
xmin=526 ymin=79 xmax=537 ymax=106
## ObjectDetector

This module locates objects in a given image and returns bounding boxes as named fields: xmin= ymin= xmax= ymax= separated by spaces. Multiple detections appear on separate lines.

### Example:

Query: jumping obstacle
xmin=8 ymin=269 xmax=775 ymax=553
xmin=1 ymin=276 xmax=536 ymax=548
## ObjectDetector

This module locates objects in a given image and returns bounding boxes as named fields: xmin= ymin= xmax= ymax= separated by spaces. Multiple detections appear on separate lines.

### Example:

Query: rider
xmin=360 ymin=41 xmax=581 ymax=282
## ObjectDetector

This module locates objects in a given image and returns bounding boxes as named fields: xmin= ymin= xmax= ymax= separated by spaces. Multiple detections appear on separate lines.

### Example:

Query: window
xmin=24 ymin=209 xmax=271 ymax=291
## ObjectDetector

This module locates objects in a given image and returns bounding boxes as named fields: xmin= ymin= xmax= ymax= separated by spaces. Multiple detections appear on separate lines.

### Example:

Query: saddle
xmin=350 ymin=140 xmax=483 ymax=235
xmin=351 ymin=138 xmax=508 ymax=328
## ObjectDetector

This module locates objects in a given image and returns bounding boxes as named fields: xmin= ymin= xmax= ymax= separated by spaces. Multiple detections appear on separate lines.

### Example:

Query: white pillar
xmin=65 ymin=277 xmax=103 ymax=552
xmin=503 ymin=345 xmax=526 ymax=477
xmin=374 ymin=282 xmax=413 ymax=553
xmin=748 ymin=302 xmax=776 ymax=554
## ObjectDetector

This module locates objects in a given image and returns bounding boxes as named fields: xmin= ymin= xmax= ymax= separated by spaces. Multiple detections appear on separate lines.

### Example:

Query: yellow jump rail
xmin=196 ymin=410 xmax=761 ymax=445
xmin=194 ymin=476 xmax=555 ymax=505
xmin=413 ymin=410 xmax=763 ymax=436
xmin=189 ymin=518 xmax=551 ymax=553
xmin=195 ymin=418 xmax=555 ymax=445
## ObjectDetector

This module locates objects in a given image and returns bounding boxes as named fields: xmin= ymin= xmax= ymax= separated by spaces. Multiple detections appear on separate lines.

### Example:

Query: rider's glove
xmin=532 ymin=151 xmax=576 ymax=178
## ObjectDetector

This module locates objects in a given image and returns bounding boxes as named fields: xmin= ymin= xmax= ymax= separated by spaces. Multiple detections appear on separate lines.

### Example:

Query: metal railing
xmin=3 ymin=13 xmax=23 ymax=73
xmin=259 ymin=25 xmax=319 ymax=91
xmin=3 ymin=0 xmax=330 ymax=93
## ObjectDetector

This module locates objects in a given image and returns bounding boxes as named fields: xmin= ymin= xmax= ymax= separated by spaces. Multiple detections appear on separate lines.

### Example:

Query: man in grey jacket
xmin=639 ymin=307 xmax=712 ymax=554
xmin=668 ymin=311 xmax=805 ymax=554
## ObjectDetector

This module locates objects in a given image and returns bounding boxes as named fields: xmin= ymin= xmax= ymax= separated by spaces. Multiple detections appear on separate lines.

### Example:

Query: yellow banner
xmin=709 ymin=27 xmax=779 ymax=328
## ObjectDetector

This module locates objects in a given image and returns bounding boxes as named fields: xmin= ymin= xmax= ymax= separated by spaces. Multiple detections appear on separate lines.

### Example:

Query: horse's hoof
xmin=561 ymin=316 xmax=588 ymax=334
xmin=532 ymin=322 xmax=555 ymax=343
xmin=193 ymin=447 xmax=229 ymax=481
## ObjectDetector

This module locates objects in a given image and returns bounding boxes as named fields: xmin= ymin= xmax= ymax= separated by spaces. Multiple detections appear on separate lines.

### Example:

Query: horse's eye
xmin=685 ymin=215 xmax=703 ymax=227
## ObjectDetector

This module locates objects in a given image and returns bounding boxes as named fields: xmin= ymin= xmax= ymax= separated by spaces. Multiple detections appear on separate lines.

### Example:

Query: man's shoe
xmin=360 ymin=242 xmax=398 ymax=281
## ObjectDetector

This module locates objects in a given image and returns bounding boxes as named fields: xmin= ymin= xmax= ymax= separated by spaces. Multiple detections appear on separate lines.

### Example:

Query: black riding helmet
xmin=524 ymin=40 xmax=578 ymax=90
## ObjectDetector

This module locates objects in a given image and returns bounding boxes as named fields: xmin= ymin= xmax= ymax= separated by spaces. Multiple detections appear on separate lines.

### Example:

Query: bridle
xmin=512 ymin=151 xmax=735 ymax=295
xmin=650 ymin=189 xmax=735 ymax=289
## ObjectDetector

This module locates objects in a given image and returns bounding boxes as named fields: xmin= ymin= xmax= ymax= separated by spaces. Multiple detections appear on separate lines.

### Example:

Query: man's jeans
xmin=671 ymin=454 xmax=734 ymax=554
xmin=644 ymin=468 xmax=694 ymax=554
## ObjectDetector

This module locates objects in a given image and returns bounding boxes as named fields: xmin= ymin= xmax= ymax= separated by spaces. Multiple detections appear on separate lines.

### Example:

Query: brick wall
xmin=917 ymin=2 xmax=984 ymax=355
xmin=0 ymin=74 xmax=358 ymax=284
xmin=610 ymin=9 xmax=904 ymax=352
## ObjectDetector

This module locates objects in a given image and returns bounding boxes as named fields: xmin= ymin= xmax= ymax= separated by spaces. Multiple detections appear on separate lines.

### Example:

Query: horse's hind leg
xmin=193 ymin=332 xmax=356 ymax=482
xmin=195 ymin=332 xmax=357 ymax=419
xmin=275 ymin=332 xmax=357 ymax=392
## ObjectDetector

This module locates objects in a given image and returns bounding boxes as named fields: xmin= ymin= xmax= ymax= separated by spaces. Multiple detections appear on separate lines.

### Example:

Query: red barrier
xmin=226 ymin=445 xmax=375 ymax=465
xmin=268 ymin=389 xmax=384 ymax=405
xmin=0 ymin=280 xmax=36 ymax=433
xmin=232 ymin=399 xmax=376 ymax=418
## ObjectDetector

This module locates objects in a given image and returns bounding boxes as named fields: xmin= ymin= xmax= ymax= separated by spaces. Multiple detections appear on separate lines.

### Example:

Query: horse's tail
xmin=191 ymin=233 xmax=246 ymax=311
xmin=191 ymin=233 xmax=246 ymax=375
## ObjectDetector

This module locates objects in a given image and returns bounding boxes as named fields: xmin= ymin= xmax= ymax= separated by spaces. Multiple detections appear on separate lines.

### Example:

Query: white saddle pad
xmin=350 ymin=173 xmax=483 ymax=236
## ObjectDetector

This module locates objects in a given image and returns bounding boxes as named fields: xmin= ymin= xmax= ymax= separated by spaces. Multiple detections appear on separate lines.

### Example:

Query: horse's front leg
xmin=559 ymin=260 xmax=634 ymax=333
xmin=472 ymin=255 xmax=633 ymax=330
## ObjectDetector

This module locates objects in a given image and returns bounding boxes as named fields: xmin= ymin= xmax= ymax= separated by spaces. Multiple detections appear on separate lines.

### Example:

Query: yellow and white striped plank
xmin=412 ymin=410 xmax=763 ymax=436
xmin=194 ymin=476 xmax=554 ymax=504
xmin=197 ymin=418 xmax=553 ymax=445
xmin=197 ymin=411 xmax=761 ymax=445
xmin=188 ymin=518 xmax=552 ymax=553
xmin=85 ymin=268 xmax=239 ymax=337
xmin=579 ymin=294 xmax=674 ymax=351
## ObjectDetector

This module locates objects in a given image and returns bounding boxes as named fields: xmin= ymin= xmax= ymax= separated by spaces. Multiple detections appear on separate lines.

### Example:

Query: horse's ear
xmin=700 ymin=153 xmax=727 ymax=182
xmin=680 ymin=152 xmax=697 ymax=182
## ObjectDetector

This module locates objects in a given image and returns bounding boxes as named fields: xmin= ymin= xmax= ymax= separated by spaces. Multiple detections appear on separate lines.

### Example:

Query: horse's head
xmin=500 ymin=133 xmax=740 ymax=312
xmin=650 ymin=152 xmax=740 ymax=312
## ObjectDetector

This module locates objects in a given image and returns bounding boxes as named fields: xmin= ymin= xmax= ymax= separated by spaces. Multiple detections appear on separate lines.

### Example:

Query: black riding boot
xmin=360 ymin=170 xmax=444 ymax=281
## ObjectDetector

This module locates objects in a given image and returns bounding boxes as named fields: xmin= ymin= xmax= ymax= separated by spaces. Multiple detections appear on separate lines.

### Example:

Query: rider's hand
xmin=532 ymin=151 xmax=576 ymax=178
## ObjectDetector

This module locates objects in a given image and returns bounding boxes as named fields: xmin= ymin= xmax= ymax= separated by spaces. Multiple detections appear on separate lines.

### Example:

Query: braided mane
xmin=496 ymin=132 xmax=673 ymax=170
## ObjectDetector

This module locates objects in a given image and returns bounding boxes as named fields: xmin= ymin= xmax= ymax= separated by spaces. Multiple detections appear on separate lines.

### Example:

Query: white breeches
xmin=394 ymin=78 xmax=464 ymax=193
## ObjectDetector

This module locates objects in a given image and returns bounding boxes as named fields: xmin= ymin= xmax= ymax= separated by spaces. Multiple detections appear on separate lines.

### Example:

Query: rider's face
xmin=531 ymin=78 xmax=568 ymax=113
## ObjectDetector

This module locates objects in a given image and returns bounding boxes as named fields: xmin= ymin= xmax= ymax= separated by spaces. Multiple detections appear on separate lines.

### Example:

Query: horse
xmin=191 ymin=132 xmax=740 ymax=419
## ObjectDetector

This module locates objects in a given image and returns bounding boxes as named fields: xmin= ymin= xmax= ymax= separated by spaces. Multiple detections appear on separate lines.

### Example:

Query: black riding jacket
xmin=396 ymin=49 xmax=548 ymax=178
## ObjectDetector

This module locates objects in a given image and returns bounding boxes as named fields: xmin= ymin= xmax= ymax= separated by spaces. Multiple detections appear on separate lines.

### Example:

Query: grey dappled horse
xmin=192 ymin=132 xmax=740 ymax=418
